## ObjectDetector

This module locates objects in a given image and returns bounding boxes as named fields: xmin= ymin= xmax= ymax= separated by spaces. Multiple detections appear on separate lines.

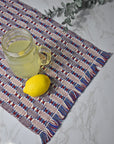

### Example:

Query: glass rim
xmin=1 ymin=28 xmax=33 ymax=57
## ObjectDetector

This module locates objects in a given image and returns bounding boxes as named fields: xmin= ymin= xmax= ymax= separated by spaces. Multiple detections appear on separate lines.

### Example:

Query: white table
xmin=0 ymin=0 xmax=114 ymax=144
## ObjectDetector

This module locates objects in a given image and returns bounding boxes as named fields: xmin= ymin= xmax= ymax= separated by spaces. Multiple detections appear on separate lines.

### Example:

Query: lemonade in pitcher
xmin=7 ymin=40 xmax=41 ymax=78
xmin=2 ymin=28 xmax=51 ymax=79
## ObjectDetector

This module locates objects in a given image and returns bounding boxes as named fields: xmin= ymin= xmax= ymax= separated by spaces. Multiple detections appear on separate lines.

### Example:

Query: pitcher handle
xmin=37 ymin=45 xmax=51 ymax=65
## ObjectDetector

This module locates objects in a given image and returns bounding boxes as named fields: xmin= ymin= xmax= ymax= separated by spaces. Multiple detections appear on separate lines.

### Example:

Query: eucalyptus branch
xmin=42 ymin=0 xmax=106 ymax=31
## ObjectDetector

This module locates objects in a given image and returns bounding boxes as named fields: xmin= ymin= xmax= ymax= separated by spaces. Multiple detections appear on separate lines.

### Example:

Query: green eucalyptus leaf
xmin=66 ymin=17 xmax=71 ymax=23
xmin=71 ymin=14 xmax=75 ymax=19
xmin=41 ymin=14 xmax=47 ymax=19
xmin=98 ymin=0 xmax=105 ymax=4
xmin=70 ymin=11 xmax=75 ymax=19
xmin=68 ymin=22 xmax=73 ymax=26
xmin=49 ymin=9 xmax=53 ymax=13
xmin=44 ymin=10 xmax=49 ymax=15
xmin=66 ymin=3 xmax=71 ymax=7
xmin=53 ymin=6 xmax=56 ymax=11
xmin=65 ymin=17 xmax=71 ymax=25
xmin=93 ymin=0 xmax=97 ymax=4
xmin=52 ymin=12 xmax=57 ymax=18
xmin=62 ymin=17 xmax=71 ymax=25
xmin=57 ymin=8 xmax=64 ymax=17
xmin=44 ymin=0 xmax=107 ymax=30
xmin=64 ymin=4 xmax=73 ymax=17
xmin=74 ymin=5 xmax=79 ymax=13
xmin=75 ymin=0 xmax=82 ymax=7
xmin=64 ymin=9 xmax=70 ymax=17
xmin=86 ymin=1 xmax=93 ymax=8
xmin=62 ymin=19 xmax=67 ymax=25
xmin=63 ymin=26 xmax=68 ymax=32
xmin=61 ymin=2 xmax=66 ymax=8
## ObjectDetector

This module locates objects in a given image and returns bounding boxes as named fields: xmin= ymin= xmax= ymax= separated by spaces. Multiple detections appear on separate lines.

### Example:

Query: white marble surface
xmin=0 ymin=0 xmax=114 ymax=144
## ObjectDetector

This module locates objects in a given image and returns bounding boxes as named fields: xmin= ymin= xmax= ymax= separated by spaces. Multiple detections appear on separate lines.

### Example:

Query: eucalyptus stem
xmin=42 ymin=0 xmax=106 ymax=31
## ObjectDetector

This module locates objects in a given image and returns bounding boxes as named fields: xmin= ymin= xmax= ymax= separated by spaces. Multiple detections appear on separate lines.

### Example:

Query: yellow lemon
xmin=23 ymin=74 xmax=51 ymax=97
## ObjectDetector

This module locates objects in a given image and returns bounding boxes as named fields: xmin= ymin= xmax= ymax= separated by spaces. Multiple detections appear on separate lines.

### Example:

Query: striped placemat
xmin=0 ymin=0 xmax=112 ymax=143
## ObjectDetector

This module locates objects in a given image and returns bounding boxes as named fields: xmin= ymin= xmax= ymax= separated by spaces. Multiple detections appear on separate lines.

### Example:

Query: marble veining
xmin=0 ymin=0 xmax=114 ymax=144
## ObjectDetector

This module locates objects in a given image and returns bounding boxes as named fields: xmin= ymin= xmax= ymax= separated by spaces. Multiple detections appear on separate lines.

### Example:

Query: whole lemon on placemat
xmin=23 ymin=74 xmax=51 ymax=97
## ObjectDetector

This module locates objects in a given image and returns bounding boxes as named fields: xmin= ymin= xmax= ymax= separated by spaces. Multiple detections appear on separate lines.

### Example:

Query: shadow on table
xmin=71 ymin=0 xmax=114 ymax=31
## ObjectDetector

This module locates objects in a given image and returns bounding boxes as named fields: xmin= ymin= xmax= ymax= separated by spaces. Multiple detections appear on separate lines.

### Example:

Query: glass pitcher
xmin=1 ymin=28 xmax=51 ymax=79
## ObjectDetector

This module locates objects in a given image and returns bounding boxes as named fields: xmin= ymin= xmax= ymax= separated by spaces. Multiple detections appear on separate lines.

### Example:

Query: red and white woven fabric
xmin=0 ymin=0 xmax=112 ymax=143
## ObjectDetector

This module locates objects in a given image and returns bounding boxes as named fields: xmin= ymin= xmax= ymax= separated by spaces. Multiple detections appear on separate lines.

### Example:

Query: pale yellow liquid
xmin=7 ymin=40 xmax=41 ymax=78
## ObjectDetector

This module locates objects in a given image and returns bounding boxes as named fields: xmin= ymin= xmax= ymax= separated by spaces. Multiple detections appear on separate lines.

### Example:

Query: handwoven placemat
xmin=0 ymin=0 xmax=112 ymax=143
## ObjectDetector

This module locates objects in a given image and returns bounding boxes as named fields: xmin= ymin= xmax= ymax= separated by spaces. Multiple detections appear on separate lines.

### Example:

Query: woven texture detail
xmin=0 ymin=0 xmax=112 ymax=143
